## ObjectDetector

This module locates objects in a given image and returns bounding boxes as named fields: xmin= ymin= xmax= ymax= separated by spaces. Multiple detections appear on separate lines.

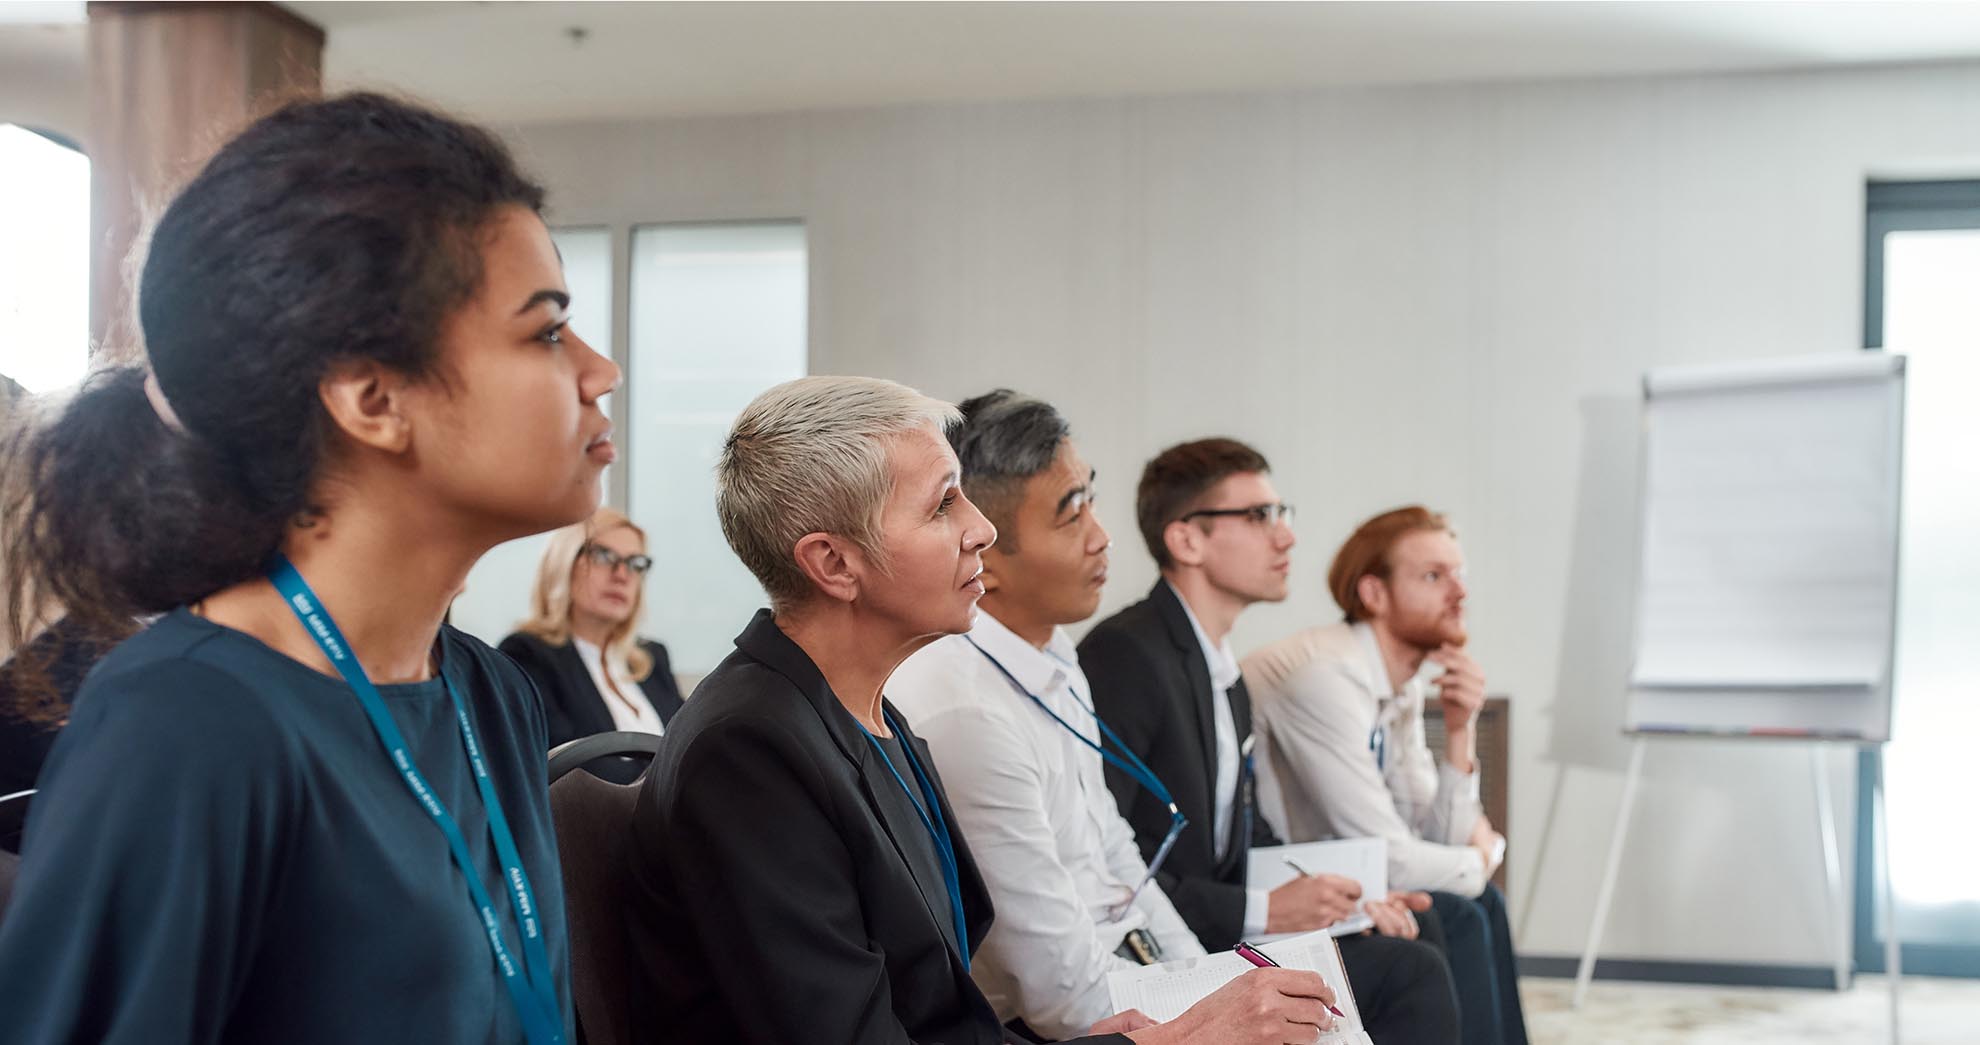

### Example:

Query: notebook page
xmin=1106 ymin=932 xmax=1371 ymax=1043
xmin=1247 ymin=838 xmax=1388 ymax=940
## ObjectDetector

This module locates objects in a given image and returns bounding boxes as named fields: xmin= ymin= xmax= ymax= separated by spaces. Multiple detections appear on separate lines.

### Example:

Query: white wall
xmin=0 ymin=25 xmax=85 ymax=142
xmin=501 ymin=60 xmax=1980 ymax=966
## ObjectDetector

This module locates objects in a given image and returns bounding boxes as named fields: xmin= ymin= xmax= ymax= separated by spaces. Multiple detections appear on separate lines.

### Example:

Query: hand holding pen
xmin=1126 ymin=961 xmax=1340 ymax=1044
xmin=1236 ymin=941 xmax=1349 ymax=1020
xmin=1264 ymin=859 xmax=1361 ymax=934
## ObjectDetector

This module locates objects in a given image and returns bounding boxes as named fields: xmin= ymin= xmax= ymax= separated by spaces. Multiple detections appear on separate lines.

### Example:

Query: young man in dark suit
xmin=1081 ymin=438 xmax=1461 ymax=1045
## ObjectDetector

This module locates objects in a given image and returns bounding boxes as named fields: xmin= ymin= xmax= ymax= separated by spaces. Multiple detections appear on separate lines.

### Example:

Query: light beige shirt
xmin=1243 ymin=621 xmax=1487 ymax=897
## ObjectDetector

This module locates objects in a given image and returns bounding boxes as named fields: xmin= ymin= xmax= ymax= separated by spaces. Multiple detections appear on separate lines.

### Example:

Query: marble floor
xmin=1521 ymin=975 xmax=1980 ymax=1044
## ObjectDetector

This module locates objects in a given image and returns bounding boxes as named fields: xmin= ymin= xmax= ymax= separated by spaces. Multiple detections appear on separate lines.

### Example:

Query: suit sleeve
xmin=1078 ymin=625 xmax=1249 ymax=951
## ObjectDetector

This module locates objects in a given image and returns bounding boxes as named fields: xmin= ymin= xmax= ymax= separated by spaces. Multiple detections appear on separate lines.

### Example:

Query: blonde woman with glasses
xmin=501 ymin=508 xmax=683 ymax=753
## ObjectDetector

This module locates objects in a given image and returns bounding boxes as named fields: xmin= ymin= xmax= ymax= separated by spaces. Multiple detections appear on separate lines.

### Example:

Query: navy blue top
xmin=0 ymin=609 xmax=573 ymax=1044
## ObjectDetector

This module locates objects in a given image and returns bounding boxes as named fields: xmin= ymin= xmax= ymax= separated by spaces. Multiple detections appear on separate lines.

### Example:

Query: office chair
xmin=0 ymin=788 xmax=33 ymax=923
xmin=548 ymin=733 xmax=663 ymax=1045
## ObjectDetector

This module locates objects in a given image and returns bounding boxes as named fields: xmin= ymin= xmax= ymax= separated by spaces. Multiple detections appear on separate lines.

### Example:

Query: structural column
xmin=86 ymin=1 xmax=322 ymax=360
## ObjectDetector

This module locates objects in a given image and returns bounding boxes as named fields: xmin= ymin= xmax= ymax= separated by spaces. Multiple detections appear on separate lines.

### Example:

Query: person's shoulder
xmin=496 ymin=630 xmax=558 ymax=659
xmin=652 ymin=656 xmax=847 ymax=801
xmin=665 ymin=650 xmax=819 ymax=745
xmin=1078 ymin=596 xmax=1166 ymax=656
xmin=57 ymin=614 xmax=314 ymax=775
xmin=82 ymin=611 xmax=291 ymax=710
xmin=451 ymin=625 xmax=530 ymax=679
xmin=1242 ymin=622 xmax=1357 ymax=687
xmin=887 ymin=634 xmax=1007 ymax=722
xmin=1247 ymin=622 xmax=1372 ymax=711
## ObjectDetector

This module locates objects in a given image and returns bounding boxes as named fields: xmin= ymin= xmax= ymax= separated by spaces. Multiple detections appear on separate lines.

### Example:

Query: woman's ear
xmin=792 ymin=532 xmax=862 ymax=605
xmin=319 ymin=359 xmax=414 ymax=455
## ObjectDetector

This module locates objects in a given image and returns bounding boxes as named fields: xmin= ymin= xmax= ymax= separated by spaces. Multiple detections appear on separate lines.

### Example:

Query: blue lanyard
xmin=1370 ymin=725 xmax=1388 ymax=772
xmin=856 ymin=709 xmax=971 ymax=972
xmin=964 ymin=638 xmax=1189 ymax=919
xmin=964 ymin=638 xmax=1181 ymax=816
xmin=268 ymin=556 xmax=564 ymax=1045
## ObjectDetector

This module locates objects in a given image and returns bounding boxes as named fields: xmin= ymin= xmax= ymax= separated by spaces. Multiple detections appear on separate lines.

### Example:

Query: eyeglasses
xmin=1178 ymin=502 xmax=1295 ymax=529
xmin=581 ymin=543 xmax=652 ymax=576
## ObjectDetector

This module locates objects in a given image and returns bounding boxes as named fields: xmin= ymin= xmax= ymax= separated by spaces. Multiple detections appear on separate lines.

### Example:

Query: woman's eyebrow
xmin=514 ymin=288 xmax=570 ymax=316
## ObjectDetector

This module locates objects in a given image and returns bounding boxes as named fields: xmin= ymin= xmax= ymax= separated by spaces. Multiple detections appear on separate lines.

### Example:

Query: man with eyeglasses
xmin=1079 ymin=440 xmax=1460 ymax=1044
xmin=1242 ymin=506 xmax=1529 ymax=1045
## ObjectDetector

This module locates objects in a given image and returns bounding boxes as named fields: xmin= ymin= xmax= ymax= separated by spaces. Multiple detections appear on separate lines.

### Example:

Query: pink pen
xmin=1234 ymin=941 xmax=1347 ymax=1019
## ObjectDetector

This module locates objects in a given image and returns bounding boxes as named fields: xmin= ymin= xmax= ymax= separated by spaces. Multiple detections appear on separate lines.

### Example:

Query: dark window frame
xmin=1857 ymin=178 xmax=1980 ymax=979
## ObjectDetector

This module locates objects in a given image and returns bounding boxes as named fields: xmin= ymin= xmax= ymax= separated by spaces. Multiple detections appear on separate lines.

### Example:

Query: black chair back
xmin=547 ymin=733 xmax=662 ymax=1045
xmin=0 ymin=788 xmax=33 ymax=855
xmin=0 ymin=789 xmax=33 ymax=925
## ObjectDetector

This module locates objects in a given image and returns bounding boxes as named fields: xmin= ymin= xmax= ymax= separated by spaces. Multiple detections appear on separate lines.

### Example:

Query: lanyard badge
xmin=268 ymin=555 xmax=564 ymax=1045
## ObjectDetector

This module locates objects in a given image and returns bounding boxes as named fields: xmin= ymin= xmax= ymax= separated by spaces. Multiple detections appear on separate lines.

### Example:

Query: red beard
xmin=1395 ymin=607 xmax=1466 ymax=651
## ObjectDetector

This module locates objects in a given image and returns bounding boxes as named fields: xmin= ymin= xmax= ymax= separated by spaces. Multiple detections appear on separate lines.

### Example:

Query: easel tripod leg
xmin=1874 ymin=748 xmax=1901 ymax=1043
xmin=1572 ymin=736 xmax=1646 ymax=1010
xmin=1812 ymin=744 xmax=1849 ymax=991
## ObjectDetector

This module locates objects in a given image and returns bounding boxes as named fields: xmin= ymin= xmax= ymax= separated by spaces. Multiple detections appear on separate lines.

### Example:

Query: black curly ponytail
xmin=2 ymin=92 xmax=546 ymax=709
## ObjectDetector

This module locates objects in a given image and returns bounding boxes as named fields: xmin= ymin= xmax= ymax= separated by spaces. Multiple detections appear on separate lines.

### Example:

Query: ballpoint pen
xmin=1233 ymin=941 xmax=1347 ymax=1019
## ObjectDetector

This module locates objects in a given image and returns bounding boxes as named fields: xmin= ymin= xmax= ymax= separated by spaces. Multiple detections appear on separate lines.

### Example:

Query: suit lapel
xmin=1150 ymin=583 xmax=1221 ymax=822
xmin=848 ymin=739 xmax=963 ymax=962
xmin=554 ymin=641 xmax=614 ymax=736
xmin=728 ymin=611 xmax=966 ymax=969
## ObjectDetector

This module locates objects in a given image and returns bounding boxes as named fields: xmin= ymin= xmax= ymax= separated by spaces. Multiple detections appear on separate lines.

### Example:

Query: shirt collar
xmin=1165 ymin=580 xmax=1241 ymax=693
xmin=967 ymin=610 xmax=1071 ymax=698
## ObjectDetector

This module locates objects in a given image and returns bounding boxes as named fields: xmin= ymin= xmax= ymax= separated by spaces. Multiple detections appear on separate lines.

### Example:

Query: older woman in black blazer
xmin=623 ymin=377 xmax=1340 ymax=1045
xmin=500 ymin=507 xmax=684 ymax=749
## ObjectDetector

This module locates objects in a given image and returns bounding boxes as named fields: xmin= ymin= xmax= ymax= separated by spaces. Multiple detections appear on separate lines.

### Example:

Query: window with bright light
xmin=1863 ymin=180 xmax=1980 ymax=977
xmin=627 ymin=221 xmax=807 ymax=675
xmin=1880 ymin=231 xmax=1980 ymax=929
xmin=0 ymin=123 xmax=90 ymax=395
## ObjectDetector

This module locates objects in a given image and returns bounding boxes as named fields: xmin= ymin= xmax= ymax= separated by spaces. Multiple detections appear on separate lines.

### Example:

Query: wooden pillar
xmin=86 ymin=1 xmax=322 ymax=361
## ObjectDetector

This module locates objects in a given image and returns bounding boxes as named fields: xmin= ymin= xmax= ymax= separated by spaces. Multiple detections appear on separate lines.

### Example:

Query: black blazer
xmin=623 ymin=610 xmax=1127 ymax=1045
xmin=1077 ymin=580 xmax=1282 ymax=952
xmin=497 ymin=631 xmax=685 ymax=749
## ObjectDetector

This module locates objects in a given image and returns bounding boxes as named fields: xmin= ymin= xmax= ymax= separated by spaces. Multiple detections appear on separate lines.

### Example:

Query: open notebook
xmin=1247 ymin=838 xmax=1388 ymax=940
xmin=1105 ymin=931 xmax=1372 ymax=1044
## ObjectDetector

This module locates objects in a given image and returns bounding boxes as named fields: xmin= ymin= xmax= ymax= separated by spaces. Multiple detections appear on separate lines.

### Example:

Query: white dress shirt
xmin=572 ymin=636 xmax=664 ymax=736
xmin=1242 ymin=621 xmax=1487 ymax=897
xmin=889 ymin=612 xmax=1206 ymax=1039
xmin=1166 ymin=582 xmax=1271 ymax=937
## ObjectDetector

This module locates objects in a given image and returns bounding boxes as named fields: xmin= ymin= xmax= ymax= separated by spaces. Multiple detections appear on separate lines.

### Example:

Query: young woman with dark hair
xmin=0 ymin=93 xmax=617 ymax=1044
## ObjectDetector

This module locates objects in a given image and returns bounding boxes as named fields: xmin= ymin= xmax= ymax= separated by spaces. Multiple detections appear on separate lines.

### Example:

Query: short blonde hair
xmin=513 ymin=506 xmax=654 ymax=681
xmin=718 ymin=376 xmax=961 ymax=609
